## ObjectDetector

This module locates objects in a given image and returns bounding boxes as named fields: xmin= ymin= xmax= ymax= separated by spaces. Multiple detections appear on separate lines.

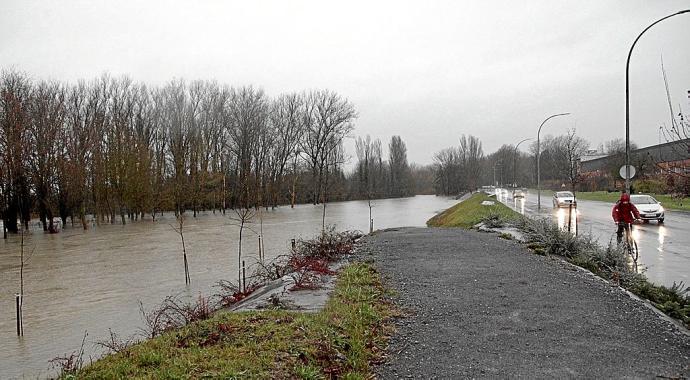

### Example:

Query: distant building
xmin=580 ymin=149 xmax=608 ymax=162
xmin=580 ymin=139 xmax=690 ymax=178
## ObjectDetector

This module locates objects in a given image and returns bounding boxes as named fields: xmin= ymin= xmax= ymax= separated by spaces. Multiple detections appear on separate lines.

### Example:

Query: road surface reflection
xmin=496 ymin=189 xmax=689 ymax=289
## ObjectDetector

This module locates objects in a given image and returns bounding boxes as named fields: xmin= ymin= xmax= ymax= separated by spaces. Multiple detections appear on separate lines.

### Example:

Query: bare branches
xmin=94 ymin=329 xmax=137 ymax=355
xmin=49 ymin=330 xmax=89 ymax=377
xmin=433 ymin=134 xmax=484 ymax=195
xmin=169 ymin=212 xmax=190 ymax=285
xmin=1 ymin=69 xmax=364 ymax=234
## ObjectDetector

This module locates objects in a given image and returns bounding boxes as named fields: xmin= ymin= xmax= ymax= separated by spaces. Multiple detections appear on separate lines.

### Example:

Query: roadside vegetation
xmin=513 ymin=217 xmax=690 ymax=329
xmin=426 ymin=192 xmax=519 ymax=228
xmin=71 ymin=263 xmax=394 ymax=379
xmin=52 ymin=230 xmax=397 ymax=379
xmin=428 ymin=197 xmax=690 ymax=329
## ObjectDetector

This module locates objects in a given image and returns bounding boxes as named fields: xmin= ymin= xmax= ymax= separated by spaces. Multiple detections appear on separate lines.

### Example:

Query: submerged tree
xmin=300 ymin=90 xmax=357 ymax=205
xmin=0 ymin=69 xmax=380 ymax=233
xmin=170 ymin=213 xmax=190 ymax=285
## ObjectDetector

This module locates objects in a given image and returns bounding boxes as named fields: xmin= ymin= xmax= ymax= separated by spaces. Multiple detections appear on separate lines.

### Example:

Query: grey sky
xmin=1 ymin=0 xmax=689 ymax=165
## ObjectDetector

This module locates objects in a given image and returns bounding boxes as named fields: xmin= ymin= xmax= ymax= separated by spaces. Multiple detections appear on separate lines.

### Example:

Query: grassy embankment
xmin=73 ymin=263 xmax=395 ymax=379
xmin=427 ymin=192 xmax=519 ymax=228
xmin=428 ymin=193 xmax=690 ymax=328
xmin=535 ymin=189 xmax=690 ymax=212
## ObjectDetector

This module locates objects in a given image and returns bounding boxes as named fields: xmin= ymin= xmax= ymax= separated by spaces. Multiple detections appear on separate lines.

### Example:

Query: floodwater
xmin=0 ymin=195 xmax=457 ymax=379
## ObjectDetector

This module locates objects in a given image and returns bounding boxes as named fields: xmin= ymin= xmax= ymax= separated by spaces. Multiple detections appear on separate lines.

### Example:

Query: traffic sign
xmin=619 ymin=165 xmax=636 ymax=179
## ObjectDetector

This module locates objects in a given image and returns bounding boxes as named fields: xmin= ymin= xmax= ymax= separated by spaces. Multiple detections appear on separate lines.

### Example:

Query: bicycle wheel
xmin=631 ymin=240 xmax=639 ymax=263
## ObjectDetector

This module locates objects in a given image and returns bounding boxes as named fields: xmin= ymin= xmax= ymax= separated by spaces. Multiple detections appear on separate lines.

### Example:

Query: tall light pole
xmin=537 ymin=113 xmax=570 ymax=211
xmin=493 ymin=160 xmax=502 ymax=187
xmin=513 ymin=138 xmax=532 ymax=188
xmin=625 ymin=10 xmax=690 ymax=193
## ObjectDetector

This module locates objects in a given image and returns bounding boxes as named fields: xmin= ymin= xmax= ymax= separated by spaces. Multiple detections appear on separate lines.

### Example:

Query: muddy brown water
xmin=0 ymin=195 xmax=457 ymax=379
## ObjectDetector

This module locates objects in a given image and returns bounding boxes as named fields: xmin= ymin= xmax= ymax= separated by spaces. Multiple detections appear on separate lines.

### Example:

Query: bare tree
xmin=320 ymin=140 xmax=347 ymax=232
xmin=388 ymin=135 xmax=411 ymax=198
xmin=27 ymin=80 xmax=65 ymax=232
xmin=1 ymin=71 xmax=373 ymax=233
xmin=268 ymin=93 xmax=304 ymax=207
xmin=0 ymin=70 xmax=32 ymax=234
xmin=170 ymin=213 xmax=190 ymax=285
xmin=355 ymin=135 xmax=374 ymax=199
xmin=459 ymin=135 xmax=484 ymax=191
xmin=299 ymin=90 xmax=357 ymax=204
xmin=432 ymin=135 xmax=485 ymax=195
xmin=231 ymin=206 xmax=256 ymax=291
xmin=554 ymin=129 xmax=589 ymax=191
xmin=659 ymin=59 xmax=690 ymax=186
xmin=163 ymin=80 xmax=192 ymax=216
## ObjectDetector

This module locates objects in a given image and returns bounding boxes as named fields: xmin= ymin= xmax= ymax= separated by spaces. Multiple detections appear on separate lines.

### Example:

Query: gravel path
xmin=357 ymin=227 xmax=690 ymax=379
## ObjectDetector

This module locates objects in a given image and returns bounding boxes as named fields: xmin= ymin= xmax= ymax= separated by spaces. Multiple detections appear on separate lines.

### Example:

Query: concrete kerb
xmin=228 ymin=260 xmax=348 ymax=313
xmin=228 ymin=235 xmax=365 ymax=313
xmin=562 ymin=258 xmax=690 ymax=337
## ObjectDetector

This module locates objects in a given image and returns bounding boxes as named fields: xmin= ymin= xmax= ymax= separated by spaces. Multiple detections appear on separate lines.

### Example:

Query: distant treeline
xmin=433 ymin=131 xmax=590 ymax=195
xmin=0 ymin=70 xmax=431 ymax=234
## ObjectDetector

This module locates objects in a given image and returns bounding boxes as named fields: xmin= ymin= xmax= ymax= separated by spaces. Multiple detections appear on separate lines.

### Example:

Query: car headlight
xmin=658 ymin=206 xmax=664 ymax=213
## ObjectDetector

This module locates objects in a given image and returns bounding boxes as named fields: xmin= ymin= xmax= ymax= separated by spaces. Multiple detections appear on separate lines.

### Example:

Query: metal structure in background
xmin=536 ymin=113 xmax=570 ymax=211
xmin=625 ymin=9 xmax=690 ymax=193
xmin=513 ymin=138 xmax=533 ymax=188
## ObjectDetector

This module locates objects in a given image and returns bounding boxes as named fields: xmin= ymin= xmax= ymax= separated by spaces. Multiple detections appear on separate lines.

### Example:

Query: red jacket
xmin=612 ymin=201 xmax=640 ymax=224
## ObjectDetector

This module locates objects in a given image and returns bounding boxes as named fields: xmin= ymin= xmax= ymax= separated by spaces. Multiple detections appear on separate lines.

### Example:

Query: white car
xmin=553 ymin=191 xmax=577 ymax=208
xmin=630 ymin=194 xmax=665 ymax=223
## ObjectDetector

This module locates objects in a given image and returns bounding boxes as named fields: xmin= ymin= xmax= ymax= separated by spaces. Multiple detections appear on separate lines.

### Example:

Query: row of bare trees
xmin=433 ymin=135 xmax=485 ymax=195
xmin=432 ymin=131 xmax=591 ymax=195
xmin=0 ymin=70 xmax=357 ymax=235
xmin=350 ymin=135 xmax=414 ymax=200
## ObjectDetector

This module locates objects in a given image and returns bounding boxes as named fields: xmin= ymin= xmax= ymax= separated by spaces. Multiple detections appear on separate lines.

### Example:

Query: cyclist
xmin=611 ymin=193 xmax=640 ymax=244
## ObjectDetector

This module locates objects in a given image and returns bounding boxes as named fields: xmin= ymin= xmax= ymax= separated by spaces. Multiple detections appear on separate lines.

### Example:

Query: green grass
xmin=427 ymin=193 xmax=520 ymax=228
xmin=73 ymin=263 xmax=395 ymax=379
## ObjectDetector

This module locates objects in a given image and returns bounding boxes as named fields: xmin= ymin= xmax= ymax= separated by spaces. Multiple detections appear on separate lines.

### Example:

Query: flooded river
xmin=0 ymin=195 xmax=456 ymax=379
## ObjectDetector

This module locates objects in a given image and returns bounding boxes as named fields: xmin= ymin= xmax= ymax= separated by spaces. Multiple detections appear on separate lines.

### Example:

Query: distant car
xmin=553 ymin=191 xmax=577 ymax=208
xmin=480 ymin=186 xmax=495 ymax=195
xmin=630 ymin=194 xmax=665 ymax=223
xmin=513 ymin=189 xmax=525 ymax=198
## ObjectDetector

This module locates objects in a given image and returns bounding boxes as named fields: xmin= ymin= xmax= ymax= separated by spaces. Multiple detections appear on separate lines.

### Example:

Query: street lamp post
xmin=513 ymin=138 xmax=532 ymax=188
xmin=625 ymin=10 xmax=690 ymax=193
xmin=537 ymin=113 xmax=570 ymax=211
xmin=493 ymin=161 xmax=502 ymax=187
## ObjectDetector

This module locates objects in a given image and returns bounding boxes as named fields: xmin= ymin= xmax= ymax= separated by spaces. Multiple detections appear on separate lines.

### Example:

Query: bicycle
xmin=618 ymin=222 xmax=639 ymax=271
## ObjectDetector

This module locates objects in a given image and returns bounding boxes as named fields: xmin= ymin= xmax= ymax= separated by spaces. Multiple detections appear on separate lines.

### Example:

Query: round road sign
xmin=619 ymin=165 xmax=636 ymax=179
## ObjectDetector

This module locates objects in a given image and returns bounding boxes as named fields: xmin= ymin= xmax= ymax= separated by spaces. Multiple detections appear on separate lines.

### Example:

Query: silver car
xmin=630 ymin=194 xmax=665 ymax=223
xmin=553 ymin=191 xmax=576 ymax=208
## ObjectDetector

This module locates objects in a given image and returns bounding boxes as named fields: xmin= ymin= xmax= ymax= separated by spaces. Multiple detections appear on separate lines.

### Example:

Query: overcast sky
xmin=1 ymin=0 xmax=689 ymax=165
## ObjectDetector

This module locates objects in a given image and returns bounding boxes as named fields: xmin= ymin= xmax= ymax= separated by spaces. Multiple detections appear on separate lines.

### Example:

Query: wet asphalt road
xmin=497 ymin=190 xmax=689 ymax=288
xmin=359 ymin=228 xmax=690 ymax=379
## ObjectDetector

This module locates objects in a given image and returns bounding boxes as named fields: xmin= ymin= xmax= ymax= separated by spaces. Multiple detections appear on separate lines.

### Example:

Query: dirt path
xmin=358 ymin=227 xmax=689 ymax=379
